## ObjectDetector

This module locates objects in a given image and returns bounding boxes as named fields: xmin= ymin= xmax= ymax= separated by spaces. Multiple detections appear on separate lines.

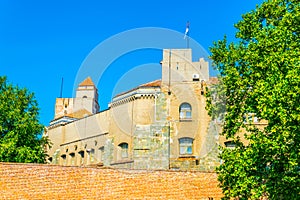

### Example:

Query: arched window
xmin=87 ymin=148 xmax=95 ymax=163
xmin=61 ymin=154 xmax=67 ymax=165
xmin=69 ymin=152 xmax=75 ymax=166
xmin=179 ymin=103 xmax=192 ymax=120
xmin=118 ymin=143 xmax=128 ymax=158
xmin=78 ymin=151 xmax=84 ymax=165
xmin=179 ymin=137 xmax=193 ymax=155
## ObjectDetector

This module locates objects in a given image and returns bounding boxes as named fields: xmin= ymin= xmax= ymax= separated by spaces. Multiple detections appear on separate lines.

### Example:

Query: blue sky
xmin=0 ymin=0 xmax=263 ymax=126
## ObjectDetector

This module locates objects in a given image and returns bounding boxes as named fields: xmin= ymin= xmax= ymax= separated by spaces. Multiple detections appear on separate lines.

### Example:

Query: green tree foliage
xmin=208 ymin=0 xmax=300 ymax=199
xmin=0 ymin=76 xmax=49 ymax=163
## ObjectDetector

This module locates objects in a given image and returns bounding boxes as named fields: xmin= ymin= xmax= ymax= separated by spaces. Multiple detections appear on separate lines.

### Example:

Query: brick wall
xmin=0 ymin=162 xmax=223 ymax=199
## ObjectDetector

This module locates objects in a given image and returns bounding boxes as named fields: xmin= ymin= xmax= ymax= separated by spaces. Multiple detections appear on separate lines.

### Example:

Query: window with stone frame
xmin=118 ymin=143 xmax=128 ymax=159
xmin=179 ymin=103 xmax=192 ymax=120
xmin=179 ymin=137 xmax=193 ymax=155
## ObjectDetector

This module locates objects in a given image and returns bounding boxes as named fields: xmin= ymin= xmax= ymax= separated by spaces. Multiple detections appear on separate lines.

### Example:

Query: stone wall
xmin=0 ymin=162 xmax=223 ymax=200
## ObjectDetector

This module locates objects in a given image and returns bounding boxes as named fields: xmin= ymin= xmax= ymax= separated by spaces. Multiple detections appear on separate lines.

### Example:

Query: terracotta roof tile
xmin=66 ymin=109 xmax=92 ymax=118
xmin=139 ymin=80 xmax=161 ymax=87
xmin=114 ymin=80 xmax=161 ymax=98
xmin=79 ymin=77 xmax=95 ymax=86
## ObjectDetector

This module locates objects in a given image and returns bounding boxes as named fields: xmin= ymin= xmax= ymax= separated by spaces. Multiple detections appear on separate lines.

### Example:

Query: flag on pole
xmin=184 ymin=21 xmax=190 ymax=39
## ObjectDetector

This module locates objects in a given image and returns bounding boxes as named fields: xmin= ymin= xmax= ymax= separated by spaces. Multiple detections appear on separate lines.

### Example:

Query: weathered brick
xmin=0 ymin=162 xmax=223 ymax=199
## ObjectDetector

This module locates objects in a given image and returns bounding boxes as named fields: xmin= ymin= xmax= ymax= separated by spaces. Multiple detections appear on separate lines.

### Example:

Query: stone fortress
xmin=46 ymin=48 xmax=222 ymax=171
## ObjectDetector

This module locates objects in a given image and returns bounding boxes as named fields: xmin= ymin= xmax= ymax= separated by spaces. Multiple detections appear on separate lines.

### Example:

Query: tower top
xmin=79 ymin=77 xmax=95 ymax=87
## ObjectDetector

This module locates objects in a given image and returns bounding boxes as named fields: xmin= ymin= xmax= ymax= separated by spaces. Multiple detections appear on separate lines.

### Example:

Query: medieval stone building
xmin=46 ymin=49 xmax=221 ymax=171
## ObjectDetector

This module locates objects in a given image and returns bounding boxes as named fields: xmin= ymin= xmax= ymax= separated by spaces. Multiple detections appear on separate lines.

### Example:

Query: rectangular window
xmin=179 ymin=138 xmax=193 ymax=155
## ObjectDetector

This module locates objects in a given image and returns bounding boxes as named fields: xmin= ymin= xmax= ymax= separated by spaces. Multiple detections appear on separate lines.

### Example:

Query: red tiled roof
xmin=65 ymin=108 xmax=92 ymax=119
xmin=114 ymin=80 xmax=161 ymax=98
xmin=139 ymin=80 xmax=161 ymax=87
xmin=79 ymin=77 xmax=95 ymax=86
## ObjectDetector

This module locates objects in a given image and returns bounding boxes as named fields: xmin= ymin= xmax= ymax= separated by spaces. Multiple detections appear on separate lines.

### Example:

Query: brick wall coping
xmin=0 ymin=162 xmax=217 ymax=173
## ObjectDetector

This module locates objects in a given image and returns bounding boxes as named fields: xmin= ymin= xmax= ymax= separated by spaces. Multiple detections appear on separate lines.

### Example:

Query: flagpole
xmin=168 ymin=49 xmax=171 ymax=95
xmin=184 ymin=21 xmax=190 ymax=49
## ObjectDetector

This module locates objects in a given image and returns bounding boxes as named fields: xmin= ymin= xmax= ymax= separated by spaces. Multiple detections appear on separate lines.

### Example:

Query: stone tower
xmin=160 ymin=49 xmax=217 ymax=170
xmin=74 ymin=77 xmax=100 ymax=114
xmin=52 ymin=77 xmax=99 ymax=123
xmin=161 ymin=49 xmax=209 ymax=85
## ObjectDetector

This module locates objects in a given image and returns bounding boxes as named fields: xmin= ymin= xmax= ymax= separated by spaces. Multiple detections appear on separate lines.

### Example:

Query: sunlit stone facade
xmin=46 ymin=49 xmax=221 ymax=171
